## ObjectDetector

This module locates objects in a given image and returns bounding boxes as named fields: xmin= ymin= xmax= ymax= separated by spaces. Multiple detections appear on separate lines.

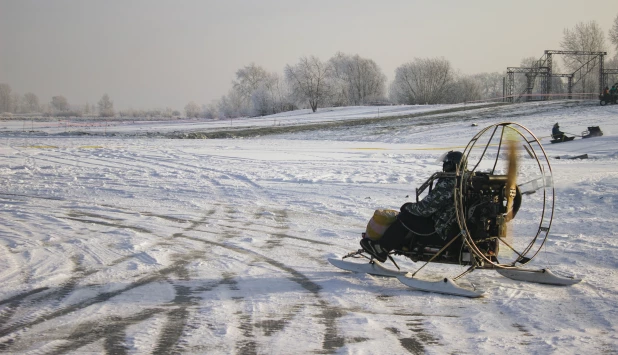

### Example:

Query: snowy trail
xmin=0 ymin=139 xmax=379 ymax=354
xmin=0 ymin=101 xmax=617 ymax=354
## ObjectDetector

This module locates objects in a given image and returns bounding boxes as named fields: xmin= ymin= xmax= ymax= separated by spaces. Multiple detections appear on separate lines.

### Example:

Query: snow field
xmin=0 ymin=100 xmax=617 ymax=354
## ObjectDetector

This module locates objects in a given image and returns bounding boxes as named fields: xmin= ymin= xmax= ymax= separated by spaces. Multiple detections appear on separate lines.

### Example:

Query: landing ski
xmin=328 ymin=258 xmax=408 ymax=278
xmin=396 ymin=276 xmax=484 ymax=298
xmin=496 ymin=268 xmax=582 ymax=285
xmin=329 ymin=258 xmax=483 ymax=298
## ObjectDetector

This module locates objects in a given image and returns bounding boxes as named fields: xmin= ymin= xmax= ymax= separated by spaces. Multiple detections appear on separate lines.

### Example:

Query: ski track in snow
xmin=0 ymin=100 xmax=617 ymax=354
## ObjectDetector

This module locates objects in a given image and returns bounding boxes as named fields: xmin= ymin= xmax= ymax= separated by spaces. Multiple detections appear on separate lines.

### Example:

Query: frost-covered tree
xmin=162 ymin=107 xmax=173 ymax=118
xmin=560 ymin=21 xmax=606 ymax=66
xmin=251 ymin=83 xmax=272 ymax=116
xmin=218 ymin=89 xmax=247 ymax=118
xmin=450 ymin=75 xmax=482 ymax=103
xmin=610 ymin=14 xmax=618 ymax=59
xmin=21 ymin=92 xmax=39 ymax=113
xmin=249 ymin=72 xmax=294 ymax=116
xmin=328 ymin=52 xmax=387 ymax=105
xmin=11 ymin=93 xmax=24 ymax=113
xmin=389 ymin=57 xmax=454 ymax=104
xmin=202 ymin=102 xmax=219 ymax=119
xmin=233 ymin=63 xmax=270 ymax=102
xmin=231 ymin=63 xmax=294 ymax=117
xmin=285 ymin=56 xmax=333 ymax=112
xmin=213 ymin=63 xmax=298 ymax=118
xmin=229 ymin=63 xmax=270 ymax=116
xmin=271 ymin=73 xmax=296 ymax=113
xmin=185 ymin=101 xmax=201 ymax=118
xmin=98 ymin=94 xmax=115 ymax=117
xmin=0 ymin=83 xmax=12 ymax=113
xmin=51 ymin=95 xmax=69 ymax=112
xmin=560 ymin=21 xmax=607 ymax=94
xmin=23 ymin=92 xmax=39 ymax=113
xmin=470 ymin=72 xmax=504 ymax=100
xmin=606 ymin=56 xmax=618 ymax=85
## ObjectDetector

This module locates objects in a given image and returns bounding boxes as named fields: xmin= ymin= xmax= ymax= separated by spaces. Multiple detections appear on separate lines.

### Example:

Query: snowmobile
xmin=549 ymin=135 xmax=575 ymax=144
xmin=329 ymin=122 xmax=582 ymax=297
xmin=599 ymin=93 xmax=617 ymax=106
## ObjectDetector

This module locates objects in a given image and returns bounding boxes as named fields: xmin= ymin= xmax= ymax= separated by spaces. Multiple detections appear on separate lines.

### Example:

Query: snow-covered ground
xmin=0 ymin=103 xmax=486 ymax=136
xmin=1 ymin=101 xmax=617 ymax=354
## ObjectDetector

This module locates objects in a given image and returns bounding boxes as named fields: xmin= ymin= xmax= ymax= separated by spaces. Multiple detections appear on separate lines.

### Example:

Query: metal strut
xmin=453 ymin=265 xmax=477 ymax=281
xmin=342 ymin=249 xmax=368 ymax=260
xmin=342 ymin=248 xmax=400 ymax=270
xmin=410 ymin=232 xmax=463 ymax=278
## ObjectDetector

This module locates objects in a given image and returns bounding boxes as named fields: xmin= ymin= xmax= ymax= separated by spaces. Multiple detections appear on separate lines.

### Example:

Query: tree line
xmin=2 ymin=16 xmax=617 ymax=119
xmin=201 ymin=15 xmax=618 ymax=120
xmin=0 ymin=89 xmax=119 ymax=118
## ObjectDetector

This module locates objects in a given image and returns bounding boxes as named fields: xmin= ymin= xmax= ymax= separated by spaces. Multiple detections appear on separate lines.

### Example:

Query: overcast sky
xmin=1 ymin=0 xmax=617 ymax=110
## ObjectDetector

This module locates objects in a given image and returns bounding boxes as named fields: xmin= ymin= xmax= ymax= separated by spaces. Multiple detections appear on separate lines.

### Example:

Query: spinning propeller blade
xmin=497 ymin=131 xmax=519 ymax=256
xmin=505 ymin=135 xmax=518 ymax=222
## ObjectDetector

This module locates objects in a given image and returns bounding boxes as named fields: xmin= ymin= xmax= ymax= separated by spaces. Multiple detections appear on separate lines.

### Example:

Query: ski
xmin=328 ymin=258 xmax=408 ymax=278
xmin=396 ymin=276 xmax=484 ymax=298
xmin=495 ymin=268 xmax=582 ymax=286
xmin=329 ymin=258 xmax=483 ymax=298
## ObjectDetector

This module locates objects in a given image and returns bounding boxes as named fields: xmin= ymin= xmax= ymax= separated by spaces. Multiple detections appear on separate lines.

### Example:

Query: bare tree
xmin=218 ymin=89 xmax=247 ymax=118
xmin=98 ymin=94 xmax=115 ymax=117
xmin=215 ymin=64 xmax=277 ymax=119
xmin=329 ymin=52 xmax=387 ymax=105
xmin=268 ymin=73 xmax=296 ymax=113
xmin=450 ymin=75 xmax=481 ymax=103
xmin=560 ymin=21 xmax=607 ymax=93
xmin=162 ymin=107 xmax=173 ymax=118
xmin=610 ymin=14 xmax=618 ymax=59
xmin=606 ymin=56 xmax=618 ymax=85
xmin=202 ymin=102 xmax=219 ymax=119
xmin=0 ymin=83 xmax=12 ymax=113
xmin=185 ymin=101 xmax=201 ymax=118
xmin=249 ymin=72 xmax=295 ymax=116
xmin=470 ymin=72 xmax=504 ymax=100
xmin=232 ymin=63 xmax=295 ymax=116
xmin=51 ymin=95 xmax=69 ymax=112
xmin=233 ymin=63 xmax=270 ymax=101
xmin=11 ymin=92 xmax=22 ymax=113
xmin=389 ymin=57 xmax=454 ymax=104
xmin=23 ymin=92 xmax=39 ymax=113
xmin=230 ymin=63 xmax=270 ymax=116
xmin=285 ymin=56 xmax=333 ymax=112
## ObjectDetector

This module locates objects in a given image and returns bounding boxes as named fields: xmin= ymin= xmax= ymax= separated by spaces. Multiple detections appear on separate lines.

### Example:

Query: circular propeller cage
xmin=454 ymin=122 xmax=555 ymax=268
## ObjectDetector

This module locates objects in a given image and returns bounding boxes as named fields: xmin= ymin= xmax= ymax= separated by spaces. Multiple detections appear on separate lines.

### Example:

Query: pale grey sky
xmin=1 ymin=0 xmax=617 ymax=110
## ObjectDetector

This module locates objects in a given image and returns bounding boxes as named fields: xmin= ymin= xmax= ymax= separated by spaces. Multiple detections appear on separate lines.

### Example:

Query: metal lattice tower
xmin=506 ymin=67 xmax=549 ymax=102
xmin=602 ymin=69 xmax=618 ymax=88
xmin=506 ymin=50 xmax=609 ymax=102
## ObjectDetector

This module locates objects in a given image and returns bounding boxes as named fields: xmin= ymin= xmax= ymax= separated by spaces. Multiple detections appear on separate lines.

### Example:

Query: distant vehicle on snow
xmin=582 ymin=126 xmax=603 ymax=139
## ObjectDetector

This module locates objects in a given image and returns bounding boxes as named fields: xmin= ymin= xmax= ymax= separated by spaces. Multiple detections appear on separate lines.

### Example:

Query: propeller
xmin=498 ymin=129 xmax=519 ymax=255
xmin=505 ymin=137 xmax=518 ymax=222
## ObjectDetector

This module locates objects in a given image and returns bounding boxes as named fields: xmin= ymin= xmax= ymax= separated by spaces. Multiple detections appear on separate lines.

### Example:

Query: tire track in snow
xmin=40 ymin=308 xmax=165 ymax=355
xmin=2 ymin=139 xmax=444 ymax=353
xmin=173 ymin=231 xmax=346 ymax=353
xmin=0 ymin=200 xmax=174 ymax=351
xmin=0 ymin=258 xmax=194 ymax=344
xmin=6 ymin=145 xmax=223 ymax=204
xmin=0 ymin=202 xmax=320 ymax=352
xmin=0 ymin=202 xmax=309 ymax=350
xmin=0 ymin=287 xmax=49 ymax=333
